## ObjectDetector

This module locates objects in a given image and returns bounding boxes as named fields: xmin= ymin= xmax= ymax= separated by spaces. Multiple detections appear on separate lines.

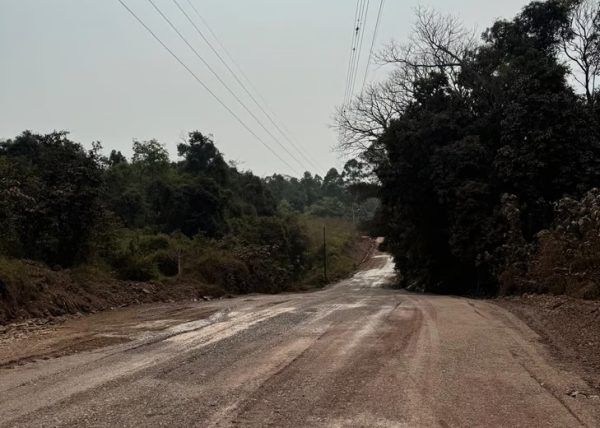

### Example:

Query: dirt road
xmin=1 ymin=253 xmax=599 ymax=427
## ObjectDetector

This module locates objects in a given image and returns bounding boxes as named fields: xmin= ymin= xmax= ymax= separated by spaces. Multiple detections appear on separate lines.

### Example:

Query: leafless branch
xmin=376 ymin=7 xmax=478 ymax=91
xmin=335 ymin=7 xmax=478 ymax=154
xmin=563 ymin=0 xmax=600 ymax=103
xmin=334 ymin=70 xmax=417 ymax=154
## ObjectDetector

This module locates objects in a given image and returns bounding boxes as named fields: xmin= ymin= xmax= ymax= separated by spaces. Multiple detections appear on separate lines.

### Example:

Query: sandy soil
xmin=1 ymin=253 xmax=599 ymax=427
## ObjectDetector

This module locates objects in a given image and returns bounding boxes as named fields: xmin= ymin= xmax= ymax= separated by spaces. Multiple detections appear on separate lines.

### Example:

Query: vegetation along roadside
xmin=0 ymin=131 xmax=378 ymax=323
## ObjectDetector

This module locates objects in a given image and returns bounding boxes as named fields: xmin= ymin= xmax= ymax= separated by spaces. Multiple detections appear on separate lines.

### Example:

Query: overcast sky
xmin=0 ymin=0 xmax=530 ymax=177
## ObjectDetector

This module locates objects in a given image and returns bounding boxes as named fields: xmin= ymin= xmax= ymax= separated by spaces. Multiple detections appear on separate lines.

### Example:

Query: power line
xmin=361 ymin=0 xmax=385 ymax=92
xmin=116 ymin=0 xmax=298 ymax=173
xmin=346 ymin=0 xmax=366 ymax=104
xmin=349 ymin=0 xmax=371 ymax=98
xmin=173 ymin=0 xmax=320 ymax=173
xmin=345 ymin=0 xmax=361 ymax=102
xmin=184 ymin=1 xmax=304 ymax=155
xmin=350 ymin=0 xmax=369 ymax=97
xmin=145 ymin=0 xmax=307 ymax=172
xmin=343 ymin=0 xmax=363 ymax=106
xmin=181 ymin=0 xmax=323 ymax=172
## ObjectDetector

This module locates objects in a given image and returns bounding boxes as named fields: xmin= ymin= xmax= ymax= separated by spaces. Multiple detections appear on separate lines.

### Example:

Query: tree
xmin=0 ymin=131 xmax=104 ymax=266
xmin=232 ymin=171 xmax=276 ymax=217
xmin=342 ymin=159 xmax=379 ymax=224
xmin=335 ymin=78 xmax=406 ymax=154
xmin=177 ymin=131 xmax=229 ymax=184
xmin=108 ymin=150 xmax=127 ymax=166
xmin=339 ymin=1 xmax=600 ymax=294
xmin=300 ymin=172 xmax=322 ymax=207
xmin=562 ymin=0 xmax=600 ymax=103
xmin=264 ymin=174 xmax=308 ymax=212
xmin=335 ymin=7 xmax=477 ymax=154
xmin=377 ymin=7 xmax=477 ymax=90
xmin=132 ymin=139 xmax=169 ymax=177
xmin=322 ymin=168 xmax=344 ymax=199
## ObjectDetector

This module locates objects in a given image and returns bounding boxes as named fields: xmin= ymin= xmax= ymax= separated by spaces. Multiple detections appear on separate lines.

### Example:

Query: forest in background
xmin=338 ymin=0 xmax=600 ymax=297
xmin=0 ymin=130 xmax=377 ymax=320
xmin=4 ymin=0 xmax=599 ymax=322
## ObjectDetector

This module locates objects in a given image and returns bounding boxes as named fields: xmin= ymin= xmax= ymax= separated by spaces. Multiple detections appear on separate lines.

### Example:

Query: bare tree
xmin=334 ymin=72 xmax=412 ymax=154
xmin=377 ymin=7 xmax=477 ymax=92
xmin=563 ymin=0 xmax=600 ymax=103
xmin=335 ymin=7 xmax=478 ymax=154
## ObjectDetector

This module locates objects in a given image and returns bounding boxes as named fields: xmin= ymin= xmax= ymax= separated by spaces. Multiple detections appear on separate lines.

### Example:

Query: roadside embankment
xmin=498 ymin=294 xmax=600 ymax=393
xmin=0 ymin=220 xmax=373 ymax=324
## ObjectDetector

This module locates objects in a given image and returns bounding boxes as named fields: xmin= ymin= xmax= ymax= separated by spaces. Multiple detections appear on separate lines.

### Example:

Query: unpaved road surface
xmin=1 ymin=254 xmax=599 ymax=427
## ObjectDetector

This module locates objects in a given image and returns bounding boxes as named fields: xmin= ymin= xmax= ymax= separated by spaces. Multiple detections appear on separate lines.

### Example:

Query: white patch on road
xmin=167 ymin=311 xmax=227 ymax=334
xmin=347 ymin=255 xmax=396 ymax=288
xmin=166 ymin=306 xmax=295 ymax=349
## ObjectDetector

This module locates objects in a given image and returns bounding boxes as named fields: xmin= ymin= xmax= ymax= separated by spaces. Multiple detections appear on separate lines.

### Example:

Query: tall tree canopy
xmin=338 ymin=0 xmax=600 ymax=294
xmin=0 ymin=131 xmax=103 ymax=266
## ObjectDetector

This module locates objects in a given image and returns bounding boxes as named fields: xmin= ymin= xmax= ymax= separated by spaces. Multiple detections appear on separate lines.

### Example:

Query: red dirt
xmin=0 ymin=259 xmax=224 ymax=324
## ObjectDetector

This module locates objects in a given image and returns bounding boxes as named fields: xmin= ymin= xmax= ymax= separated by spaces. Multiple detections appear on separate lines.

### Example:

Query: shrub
xmin=506 ymin=189 xmax=600 ymax=299
xmin=191 ymin=250 xmax=250 ymax=293
xmin=153 ymin=251 xmax=179 ymax=277
xmin=139 ymin=235 xmax=170 ymax=253
xmin=113 ymin=254 xmax=158 ymax=282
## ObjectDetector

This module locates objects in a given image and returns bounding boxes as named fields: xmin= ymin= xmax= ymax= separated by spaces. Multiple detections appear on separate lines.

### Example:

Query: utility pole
xmin=323 ymin=224 xmax=328 ymax=282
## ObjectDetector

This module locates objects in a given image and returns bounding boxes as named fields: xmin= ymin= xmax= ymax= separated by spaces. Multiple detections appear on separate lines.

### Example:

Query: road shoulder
xmin=497 ymin=294 xmax=600 ymax=395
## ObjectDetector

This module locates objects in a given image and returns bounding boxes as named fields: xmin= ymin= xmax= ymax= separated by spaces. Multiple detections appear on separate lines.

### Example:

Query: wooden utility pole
xmin=177 ymin=249 xmax=182 ymax=277
xmin=323 ymin=224 xmax=328 ymax=282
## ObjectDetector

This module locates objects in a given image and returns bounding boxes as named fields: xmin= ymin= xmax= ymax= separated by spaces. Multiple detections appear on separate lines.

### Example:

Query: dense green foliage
xmin=0 ymin=129 xmax=375 ymax=299
xmin=0 ymin=131 xmax=104 ymax=266
xmin=341 ymin=0 xmax=600 ymax=295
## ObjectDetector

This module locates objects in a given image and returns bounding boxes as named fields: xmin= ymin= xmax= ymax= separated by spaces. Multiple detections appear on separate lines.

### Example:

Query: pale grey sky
xmin=1 ymin=0 xmax=529 ymax=177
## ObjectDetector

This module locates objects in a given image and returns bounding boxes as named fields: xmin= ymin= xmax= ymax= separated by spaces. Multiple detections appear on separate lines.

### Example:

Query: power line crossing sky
xmin=0 ymin=0 xmax=529 ymax=177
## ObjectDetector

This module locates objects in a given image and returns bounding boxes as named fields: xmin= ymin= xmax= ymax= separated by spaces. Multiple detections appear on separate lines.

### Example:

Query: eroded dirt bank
xmin=1 ymin=253 xmax=599 ymax=427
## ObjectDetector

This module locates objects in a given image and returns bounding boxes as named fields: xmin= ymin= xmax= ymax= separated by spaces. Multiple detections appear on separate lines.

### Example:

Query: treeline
xmin=338 ymin=0 xmax=600 ymax=297
xmin=0 ymin=130 xmax=376 ymax=298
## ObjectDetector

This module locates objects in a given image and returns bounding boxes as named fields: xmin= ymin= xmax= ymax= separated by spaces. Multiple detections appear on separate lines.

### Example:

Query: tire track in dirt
xmin=1 ymin=251 xmax=600 ymax=427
